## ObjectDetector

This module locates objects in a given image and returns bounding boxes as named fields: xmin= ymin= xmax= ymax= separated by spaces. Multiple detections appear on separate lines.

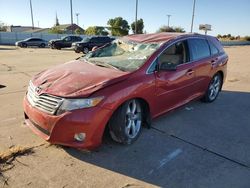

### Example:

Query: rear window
xmin=188 ymin=38 xmax=210 ymax=61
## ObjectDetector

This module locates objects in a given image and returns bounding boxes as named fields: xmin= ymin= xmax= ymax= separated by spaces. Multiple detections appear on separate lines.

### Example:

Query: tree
xmin=157 ymin=25 xmax=185 ymax=33
xmin=174 ymin=27 xmax=185 ymax=33
xmin=48 ymin=26 xmax=64 ymax=34
xmin=0 ymin=21 xmax=7 ymax=32
xmin=131 ymin=18 xmax=144 ymax=34
xmin=75 ymin=28 xmax=85 ymax=35
xmin=217 ymin=34 xmax=222 ymax=38
xmin=85 ymin=26 xmax=108 ymax=36
xmin=107 ymin=17 xmax=130 ymax=36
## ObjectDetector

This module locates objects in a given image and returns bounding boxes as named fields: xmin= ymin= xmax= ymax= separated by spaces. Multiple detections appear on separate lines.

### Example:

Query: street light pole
xmin=135 ymin=0 xmax=138 ymax=34
xmin=167 ymin=14 xmax=171 ymax=28
xmin=76 ymin=13 xmax=80 ymax=25
xmin=70 ymin=0 xmax=73 ymax=34
xmin=190 ymin=0 xmax=196 ymax=33
xmin=29 ymin=0 xmax=34 ymax=30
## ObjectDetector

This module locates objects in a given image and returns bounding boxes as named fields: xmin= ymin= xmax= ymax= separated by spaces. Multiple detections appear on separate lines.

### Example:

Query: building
xmin=6 ymin=25 xmax=40 ymax=32
xmin=52 ymin=24 xmax=84 ymax=34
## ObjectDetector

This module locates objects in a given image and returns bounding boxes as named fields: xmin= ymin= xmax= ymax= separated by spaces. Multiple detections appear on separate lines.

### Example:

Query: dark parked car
xmin=72 ymin=36 xmax=114 ymax=53
xmin=49 ymin=36 xmax=82 ymax=50
xmin=15 ymin=38 xmax=47 ymax=48
xmin=23 ymin=33 xmax=228 ymax=149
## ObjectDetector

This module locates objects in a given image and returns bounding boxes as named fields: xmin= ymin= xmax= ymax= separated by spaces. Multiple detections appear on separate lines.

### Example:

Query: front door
xmin=154 ymin=40 xmax=197 ymax=115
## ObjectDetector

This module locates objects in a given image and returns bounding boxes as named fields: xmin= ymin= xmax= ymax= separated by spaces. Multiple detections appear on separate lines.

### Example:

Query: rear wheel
xmin=109 ymin=99 xmax=143 ymax=145
xmin=40 ymin=43 xmax=45 ymax=48
xmin=202 ymin=73 xmax=222 ymax=103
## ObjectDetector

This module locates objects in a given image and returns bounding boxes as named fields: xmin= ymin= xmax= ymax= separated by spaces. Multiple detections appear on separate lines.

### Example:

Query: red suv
xmin=23 ymin=33 xmax=228 ymax=149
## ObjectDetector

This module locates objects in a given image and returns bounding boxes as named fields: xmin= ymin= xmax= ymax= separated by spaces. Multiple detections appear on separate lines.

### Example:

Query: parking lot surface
xmin=0 ymin=45 xmax=250 ymax=187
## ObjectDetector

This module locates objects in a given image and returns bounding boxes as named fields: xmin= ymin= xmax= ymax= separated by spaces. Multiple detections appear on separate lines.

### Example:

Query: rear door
xmin=154 ymin=40 xmax=198 ymax=115
xmin=187 ymin=38 xmax=214 ymax=95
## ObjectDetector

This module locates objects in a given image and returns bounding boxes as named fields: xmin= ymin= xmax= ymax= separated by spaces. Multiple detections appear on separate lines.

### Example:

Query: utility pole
xmin=135 ymin=0 xmax=138 ymax=34
xmin=190 ymin=0 xmax=196 ymax=33
xmin=29 ymin=0 xmax=34 ymax=29
xmin=167 ymin=14 xmax=171 ymax=28
xmin=76 ymin=13 xmax=80 ymax=25
xmin=70 ymin=0 xmax=73 ymax=34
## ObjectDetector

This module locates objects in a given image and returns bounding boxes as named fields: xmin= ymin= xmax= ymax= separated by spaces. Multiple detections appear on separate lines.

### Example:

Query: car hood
xmin=49 ymin=39 xmax=62 ymax=43
xmin=31 ymin=60 xmax=129 ymax=98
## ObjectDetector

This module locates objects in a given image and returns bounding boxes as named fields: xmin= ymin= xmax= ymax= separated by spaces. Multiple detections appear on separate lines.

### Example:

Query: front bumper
xmin=23 ymin=96 xmax=113 ymax=150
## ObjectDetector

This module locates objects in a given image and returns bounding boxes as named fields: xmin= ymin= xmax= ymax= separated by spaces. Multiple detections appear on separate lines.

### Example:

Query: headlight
xmin=76 ymin=43 xmax=80 ymax=46
xmin=56 ymin=97 xmax=104 ymax=115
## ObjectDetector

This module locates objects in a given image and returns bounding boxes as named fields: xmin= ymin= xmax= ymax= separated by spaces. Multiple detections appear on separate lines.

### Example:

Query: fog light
xmin=74 ymin=133 xmax=86 ymax=142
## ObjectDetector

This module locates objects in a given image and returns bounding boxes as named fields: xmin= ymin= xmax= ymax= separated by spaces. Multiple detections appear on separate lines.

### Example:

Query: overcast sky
xmin=0 ymin=0 xmax=249 ymax=36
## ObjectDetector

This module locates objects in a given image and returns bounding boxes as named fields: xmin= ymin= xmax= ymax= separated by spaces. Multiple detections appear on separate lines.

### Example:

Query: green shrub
xmin=244 ymin=36 xmax=250 ymax=41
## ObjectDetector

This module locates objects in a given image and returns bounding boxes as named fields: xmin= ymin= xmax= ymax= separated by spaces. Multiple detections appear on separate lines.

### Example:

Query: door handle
xmin=211 ymin=58 xmax=218 ymax=66
xmin=186 ymin=69 xmax=194 ymax=76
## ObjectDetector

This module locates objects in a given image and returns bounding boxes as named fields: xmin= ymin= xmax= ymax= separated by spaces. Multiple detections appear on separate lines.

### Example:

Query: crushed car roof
xmin=123 ymin=32 xmax=196 ymax=43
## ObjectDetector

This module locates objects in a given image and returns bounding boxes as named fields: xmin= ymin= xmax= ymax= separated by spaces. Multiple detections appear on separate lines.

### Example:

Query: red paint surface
xmin=23 ymin=33 xmax=228 ymax=149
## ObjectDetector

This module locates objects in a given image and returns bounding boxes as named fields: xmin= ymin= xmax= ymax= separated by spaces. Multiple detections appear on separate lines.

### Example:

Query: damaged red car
xmin=23 ymin=33 xmax=228 ymax=149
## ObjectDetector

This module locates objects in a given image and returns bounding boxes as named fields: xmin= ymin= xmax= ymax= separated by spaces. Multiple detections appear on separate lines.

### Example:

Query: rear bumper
xmin=23 ymin=96 xmax=113 ymax=150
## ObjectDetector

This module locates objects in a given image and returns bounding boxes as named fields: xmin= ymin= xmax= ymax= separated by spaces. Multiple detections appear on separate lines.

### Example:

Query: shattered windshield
xmin=82 ymin=39 xmax=162 ymax=72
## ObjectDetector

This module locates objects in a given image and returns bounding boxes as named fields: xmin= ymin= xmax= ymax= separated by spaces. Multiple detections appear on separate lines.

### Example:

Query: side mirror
xmin=159 ymin=62 xmax=177 ymax=71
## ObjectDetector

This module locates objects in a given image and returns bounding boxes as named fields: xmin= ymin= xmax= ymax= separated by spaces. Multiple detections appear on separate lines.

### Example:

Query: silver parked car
xmin=15 ymin=37 xmax=48 ymax=48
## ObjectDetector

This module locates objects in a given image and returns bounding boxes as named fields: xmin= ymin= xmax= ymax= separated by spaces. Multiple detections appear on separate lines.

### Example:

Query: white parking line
xmin=148 ymin=148 xmax=183 ymax=175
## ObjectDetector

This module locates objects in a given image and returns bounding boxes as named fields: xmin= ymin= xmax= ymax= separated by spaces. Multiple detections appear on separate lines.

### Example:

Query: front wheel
xmin=202 ymin=73 xmax=222 ymax=103
xmin=83 ymin=47 xmax=89 ymax=54
xmin=109 ymin=99 xmax=143 ymax=145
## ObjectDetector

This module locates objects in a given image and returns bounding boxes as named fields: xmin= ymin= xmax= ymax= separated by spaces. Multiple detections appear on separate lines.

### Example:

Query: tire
xmin=22 ymin=43 xmax=27 ymax=48
xmin=109 ymin=99 xmax=143 ymax=145
xmin=40 ymin=43 xmax=45 ymax=48
xmin=202 ymin=73 xmax=222 ymax=103
xmin=50 ymin=44 xmax=55 ymax=49
xmin=83 ymin=47 xmax=89 ymax=54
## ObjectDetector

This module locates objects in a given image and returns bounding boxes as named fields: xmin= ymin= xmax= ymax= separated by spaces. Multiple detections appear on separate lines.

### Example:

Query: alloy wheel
xmin=125 ymin=100 xmax=142 ymax=139
xmin=208 ymin=75 xmax=221 ymax=101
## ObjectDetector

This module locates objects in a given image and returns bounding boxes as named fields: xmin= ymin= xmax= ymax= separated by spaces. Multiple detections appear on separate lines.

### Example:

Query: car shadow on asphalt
xmin=65 ymin=90 xmax=250 ymax=187
xmin=0 ymin=85 xmax=6 ymax=89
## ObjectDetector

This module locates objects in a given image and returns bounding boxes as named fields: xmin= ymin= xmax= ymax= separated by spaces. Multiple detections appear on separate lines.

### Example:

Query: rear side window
xmin=208 ymin=39 xmax=219 ymax=55
xmin=188 ymin=38 xmax=210 ymax=61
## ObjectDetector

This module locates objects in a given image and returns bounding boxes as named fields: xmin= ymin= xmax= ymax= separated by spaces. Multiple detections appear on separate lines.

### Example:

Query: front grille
xmin=27 ymin=81 xmax=63 ymax=115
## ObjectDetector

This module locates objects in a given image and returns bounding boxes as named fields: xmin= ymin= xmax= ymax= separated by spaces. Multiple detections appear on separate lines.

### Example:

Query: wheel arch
xmin=216 ymin=70 xmax=224 ymax=90
xmin=103 ymin=96 xmax=152 ymax=138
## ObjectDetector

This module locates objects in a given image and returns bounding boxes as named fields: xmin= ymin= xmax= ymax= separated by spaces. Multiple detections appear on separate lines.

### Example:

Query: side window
xmin=208 ymin=40 xmax=219 ymax=56
xmin=64 ymin=37 xmax=71 ymax=42
xmin=188 ymin=38 xmax=210 ymax=60
xmin=158 ymin=40 xmax=189 ymax=69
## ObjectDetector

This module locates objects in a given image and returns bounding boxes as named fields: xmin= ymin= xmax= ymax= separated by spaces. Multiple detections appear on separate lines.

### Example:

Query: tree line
xmin=49 ymin=17 xmax=185 ymax=36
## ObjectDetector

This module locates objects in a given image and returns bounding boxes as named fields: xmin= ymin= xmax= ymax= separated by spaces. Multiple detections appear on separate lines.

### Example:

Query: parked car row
xmin=15 ymin=38 xmax=48 ymax=48
xmin=15 ymin=35 xmax=114 ymax=54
